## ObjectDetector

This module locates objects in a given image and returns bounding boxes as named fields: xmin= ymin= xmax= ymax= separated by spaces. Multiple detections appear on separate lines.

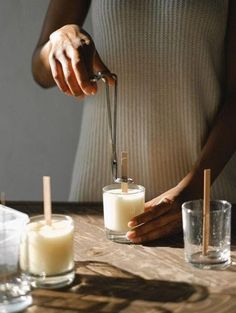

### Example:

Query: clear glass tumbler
xmin=103 ymin=183 xmax=145 ymax=243
xmin=182 ymin=199 xmax=231 ymax=269
xmin=0 ymin=205 xmax=32 ymax=313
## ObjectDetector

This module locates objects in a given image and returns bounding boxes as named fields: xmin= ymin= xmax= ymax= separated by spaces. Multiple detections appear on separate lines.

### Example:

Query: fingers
xmin=68 ymin=44 xmax=97 ymax=95
xmin=128 ymin=201 xmax=172 ymax=228
xmin=49 ymin=48 xmax=95 ymax=97
xmin=49 ymin=57 xmax=72 ymax=95
xmin=49 ymin=33 xmax=115 ymax=97
xmin=144 ymin=196 xmax=174 ymax=212
xmin=49 ymin=45 xmax=115 ymax=97
xmin=126 ymin=187 xmax=183 ymax=243
xmin=48 ymin=25 xmax=101 ymax=97
xmin=127 ymin=211 xmax=182 ymax=244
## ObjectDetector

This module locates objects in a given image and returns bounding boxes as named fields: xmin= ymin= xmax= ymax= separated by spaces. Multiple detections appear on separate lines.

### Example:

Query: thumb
xmin=94 ymin=51 xmax=116 ymax=86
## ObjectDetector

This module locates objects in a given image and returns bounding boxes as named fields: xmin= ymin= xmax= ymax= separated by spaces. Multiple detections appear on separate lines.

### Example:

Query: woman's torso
xmin=70 ymin=0 xmax=236 ymax=203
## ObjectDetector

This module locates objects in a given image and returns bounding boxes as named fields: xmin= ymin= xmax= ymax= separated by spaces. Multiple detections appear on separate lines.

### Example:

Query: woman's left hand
xmin=126 ymin=186 xmax=184 ymax=243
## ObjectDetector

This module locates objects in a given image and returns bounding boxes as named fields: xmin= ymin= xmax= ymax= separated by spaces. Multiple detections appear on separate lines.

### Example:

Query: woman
xmin=32 ymin=0 xmax=236 ymax=243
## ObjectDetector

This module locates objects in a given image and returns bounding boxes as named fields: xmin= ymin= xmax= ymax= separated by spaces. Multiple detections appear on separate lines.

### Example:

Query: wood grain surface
xmin=8 ymin=201 xmax=236 ymax=313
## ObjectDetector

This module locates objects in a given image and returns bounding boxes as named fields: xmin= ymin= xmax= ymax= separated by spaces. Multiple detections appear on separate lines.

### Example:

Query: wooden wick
xmin=0 ymin=192 xmax=5 ymax=205
xmin=202 ymin=169 xmax=211 ymax=256
xmin=43 ymin=176 xmax=52 ymax=225
xmin=121 ymin=151 xmax=128 ymax=192
xmin=1 ymin=191 xmax=7 ymax=284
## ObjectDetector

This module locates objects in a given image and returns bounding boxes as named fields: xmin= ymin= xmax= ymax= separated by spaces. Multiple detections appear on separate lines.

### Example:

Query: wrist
xmin=176 ymin=170 xmax=204 ymax=201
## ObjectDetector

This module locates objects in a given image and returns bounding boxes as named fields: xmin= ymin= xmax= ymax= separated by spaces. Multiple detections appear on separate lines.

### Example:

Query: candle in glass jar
xmin=20 ymin=214 xmax=74 ymax=287
xmin=103 ymin=185 xmax=145 ymax=233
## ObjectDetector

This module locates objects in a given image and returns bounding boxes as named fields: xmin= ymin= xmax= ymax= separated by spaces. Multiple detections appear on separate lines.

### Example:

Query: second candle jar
xmin=103 ymin=183 xmax=145 ymax=243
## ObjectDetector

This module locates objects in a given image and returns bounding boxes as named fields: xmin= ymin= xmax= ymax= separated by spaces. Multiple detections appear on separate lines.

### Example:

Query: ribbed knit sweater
xmin=69 ymin=0 xmax=236 ymax=203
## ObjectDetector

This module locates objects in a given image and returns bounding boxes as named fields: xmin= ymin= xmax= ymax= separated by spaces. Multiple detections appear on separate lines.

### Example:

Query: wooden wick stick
xmin=121 ymin=151 xmax=128 ymax=192
xmin=43 ymin=176 xmax=52 ymax=225
xmin=1 ymin=191 xmax=7 ymax=284
xmin=202 ymin=169 xmax=211 ymax=256
xmin=0 ymin=192 xmax=5 ymax=205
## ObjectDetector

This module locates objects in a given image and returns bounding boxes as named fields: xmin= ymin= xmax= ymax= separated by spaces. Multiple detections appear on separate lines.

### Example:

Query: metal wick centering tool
xmin=91 ymin=72 xmax=118 ymax=182
xmin=91 ymin=72 xmax=133 ymax=184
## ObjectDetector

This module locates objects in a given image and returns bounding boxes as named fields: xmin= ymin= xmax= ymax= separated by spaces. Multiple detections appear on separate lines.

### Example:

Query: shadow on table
xmin=58 ymin=260 xmax=208 ymax=312
xmin=142 ymin=231 xmax=184 ymax=248
xmin=226 ymin=254 xmax=236 ymax=272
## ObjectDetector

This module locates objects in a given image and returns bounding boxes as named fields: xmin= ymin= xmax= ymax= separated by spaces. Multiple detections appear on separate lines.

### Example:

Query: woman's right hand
xmin=48 ymin=24 xmax=114 ymax=97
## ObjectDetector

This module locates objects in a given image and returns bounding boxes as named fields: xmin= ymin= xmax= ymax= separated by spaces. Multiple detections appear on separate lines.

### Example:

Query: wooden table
xmin=8 ymin=201 xmax=236 ymax=313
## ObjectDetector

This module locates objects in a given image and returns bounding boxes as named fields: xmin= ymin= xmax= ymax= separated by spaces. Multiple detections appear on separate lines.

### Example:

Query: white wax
xmin=103 ymin=188 xmax=144 ymax=232
xmin=20 ymin=218 xmax=74 ymax=276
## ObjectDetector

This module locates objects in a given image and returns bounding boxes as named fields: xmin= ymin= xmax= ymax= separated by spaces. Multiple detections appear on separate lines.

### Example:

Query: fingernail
xmin=128 ymin=221 xmax=137 ymax=228
xmin=65 ymin=91 xmax=72 ymax=96
xmin=126 ymin=230 xmax=136 ymax=239
xmin=76 ymin=94 xmax=85 ymax=100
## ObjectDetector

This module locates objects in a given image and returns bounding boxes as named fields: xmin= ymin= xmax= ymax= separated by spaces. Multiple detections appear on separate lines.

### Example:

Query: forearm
xmin=178 ymin=95 xmax=236 ymax=199
xmin=32 ymin=41 xmax=54 ymax=88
